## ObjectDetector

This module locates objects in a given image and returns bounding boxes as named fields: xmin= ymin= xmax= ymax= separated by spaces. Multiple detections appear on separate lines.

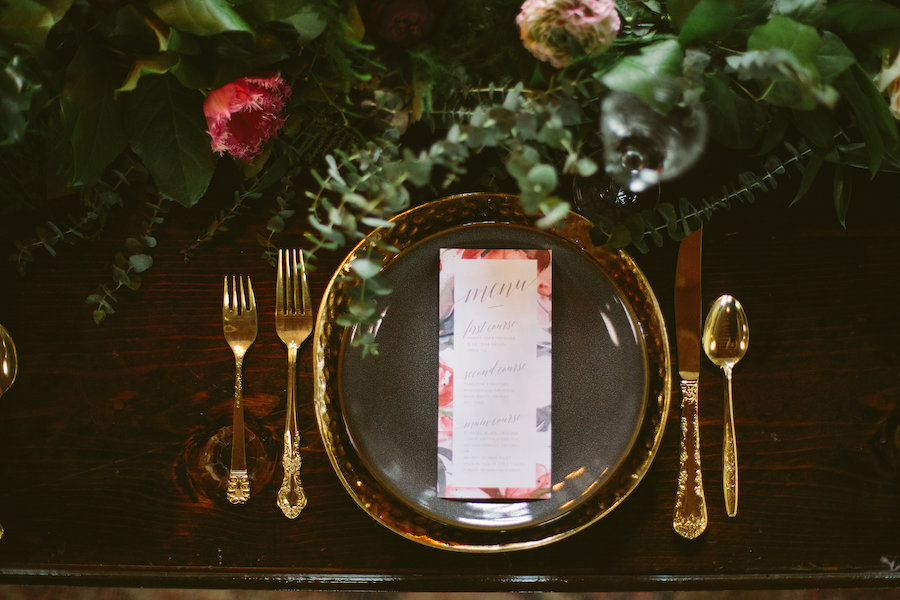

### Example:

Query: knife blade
xmin=672 ymin=227 xmax=708 ymax=539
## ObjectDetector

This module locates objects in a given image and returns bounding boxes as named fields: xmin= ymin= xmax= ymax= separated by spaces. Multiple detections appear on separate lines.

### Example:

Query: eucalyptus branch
xmin=596 ymin=141 xmax=818 ymax=252
xmin=86 ymin=195 xmax=168 ymax=325
xmin=11 ymin=166 xmax=136 ymax=275
xmin=181 ymin=190 xmax=252 ymax=262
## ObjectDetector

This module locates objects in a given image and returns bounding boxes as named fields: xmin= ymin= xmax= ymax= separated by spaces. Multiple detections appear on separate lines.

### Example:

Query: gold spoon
xmin=0 ymin=324 xmax=16 ymax=398
xmin=702 ymin=295 xmax=749 ymax=518
xmin=0 ymin=323 xmax=18 ymax=540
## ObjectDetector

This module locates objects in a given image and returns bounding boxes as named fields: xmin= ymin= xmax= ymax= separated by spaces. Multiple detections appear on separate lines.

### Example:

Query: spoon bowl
xmin=0 ymin=323 xmax=17 ymax=539
xmin=702 ymin=295 xmax=749 ymax=518
xmin=0 ymin=323 xmax=17 ymax=398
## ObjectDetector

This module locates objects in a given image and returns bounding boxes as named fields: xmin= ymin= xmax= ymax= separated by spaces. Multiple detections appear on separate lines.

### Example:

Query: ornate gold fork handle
xmin=277 ymin=343 xmax=307 ymax=518
xmin=227 ymin=350 xmax=250 ymax=504
xmin=673 ymin=379 xmax=708 ymax=539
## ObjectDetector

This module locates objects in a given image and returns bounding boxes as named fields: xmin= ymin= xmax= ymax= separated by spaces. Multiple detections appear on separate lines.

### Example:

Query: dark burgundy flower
xmin=357 ymin=0 xmax=440 ymax=47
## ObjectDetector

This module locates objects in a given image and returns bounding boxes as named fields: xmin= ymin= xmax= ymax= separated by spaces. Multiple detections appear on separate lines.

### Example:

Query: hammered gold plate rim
xmin=313 ymin=192 xmax=672 ymax=552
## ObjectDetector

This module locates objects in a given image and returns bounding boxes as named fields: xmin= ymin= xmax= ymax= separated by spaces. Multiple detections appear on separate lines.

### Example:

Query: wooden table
xmin=1 ymin=169 xmax=899 ymax=590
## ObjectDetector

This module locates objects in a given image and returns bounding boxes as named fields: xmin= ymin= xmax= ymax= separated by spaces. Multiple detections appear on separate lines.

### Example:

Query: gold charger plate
xmin=313 ymin=193 xmax=671 ymax=552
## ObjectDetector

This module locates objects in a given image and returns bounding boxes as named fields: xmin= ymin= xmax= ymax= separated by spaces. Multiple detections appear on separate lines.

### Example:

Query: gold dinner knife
xmin=672 ymin=227 xmax=708 ymax=539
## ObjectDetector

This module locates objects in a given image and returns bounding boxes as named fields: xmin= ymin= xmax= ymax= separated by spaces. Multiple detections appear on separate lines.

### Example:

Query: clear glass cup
xmin=599 ymin=91 xmax=708 ymax=193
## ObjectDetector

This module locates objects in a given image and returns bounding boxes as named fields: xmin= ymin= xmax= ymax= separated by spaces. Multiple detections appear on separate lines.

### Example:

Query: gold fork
xmin=223 ymin=276 xmax=258 ymax=504
xmin=275 ymin=249 xmax=312 ymax=518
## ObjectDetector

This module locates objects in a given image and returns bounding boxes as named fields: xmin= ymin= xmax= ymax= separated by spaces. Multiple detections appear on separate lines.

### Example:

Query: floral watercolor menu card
xmin=437 ymin=248 xmax=552 ymax=500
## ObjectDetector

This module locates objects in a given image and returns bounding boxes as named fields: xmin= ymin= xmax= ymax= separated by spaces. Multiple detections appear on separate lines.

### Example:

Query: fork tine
xmin=223 ymin=276 xmax=230 ymax=312
xmin=246 ymin=276 xmax=256 ymax=312
xmin=299 ymin=250 xmax=311 ymax=314
xmin=291 ymin=250 xmax=301 ymax=314
xmin=239 ymin=276 xmax=248 ymax=314
xmin=276 ymin=250 xmax=285 ymax=315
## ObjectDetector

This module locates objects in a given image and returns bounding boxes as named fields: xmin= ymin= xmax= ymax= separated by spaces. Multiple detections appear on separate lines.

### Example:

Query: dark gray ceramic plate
xmin=340 ymin=229 xmax=647 ymax=529
xmin=314 ymin=193 xmax=670 ymax=551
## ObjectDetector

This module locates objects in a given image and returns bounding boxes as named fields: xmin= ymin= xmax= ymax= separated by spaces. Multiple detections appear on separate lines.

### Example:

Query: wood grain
xmin=0 ymin=169 xmax=899 ymax=590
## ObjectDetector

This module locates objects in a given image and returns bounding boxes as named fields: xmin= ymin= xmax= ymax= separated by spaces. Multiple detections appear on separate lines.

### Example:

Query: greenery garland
xmin=3 ymin=0 xmax=900 ymax=329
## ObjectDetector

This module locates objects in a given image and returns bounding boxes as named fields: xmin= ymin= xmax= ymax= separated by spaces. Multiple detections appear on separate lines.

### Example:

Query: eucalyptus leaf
xmin=124 ymin=237 xmax=144 ymax=253
xmin=348 ymin=297 xmax=377 ymax=319
xmin=402 ymin=148 xmax=433 ymax=187
xmin=129 ymin=253 xmax=153 ymax=273
xmin=112 ymin=264 xmax=131 ymax=286
xmin=526 ymin=164 xmax=558 ymax=192
xmin=267 ymin=214 xmax=285 ymax=233
xmin=365 ymin=274 xmax=393 ymax=296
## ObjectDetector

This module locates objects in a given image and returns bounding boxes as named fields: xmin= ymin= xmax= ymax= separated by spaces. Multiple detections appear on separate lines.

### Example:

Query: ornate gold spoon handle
xmin=673 ymin=379 xmax=708 ymax=539
xmin=277 ymin=344 xmax=307 ymax=518
xmin=723 ymin=366 xmax=738 ymax=517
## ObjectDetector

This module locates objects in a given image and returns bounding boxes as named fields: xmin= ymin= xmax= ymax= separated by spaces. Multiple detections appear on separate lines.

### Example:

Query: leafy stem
xmin=86 ymin=195 xmax=168 ymax=324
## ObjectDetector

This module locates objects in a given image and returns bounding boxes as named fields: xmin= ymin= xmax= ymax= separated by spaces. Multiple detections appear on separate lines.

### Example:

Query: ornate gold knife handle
xmin=673 ymin=379 xmax=708 ymax=539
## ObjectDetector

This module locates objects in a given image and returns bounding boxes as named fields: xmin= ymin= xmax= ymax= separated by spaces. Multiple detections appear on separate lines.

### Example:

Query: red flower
xmin=203 ymin=73 xmax=291 ymax=161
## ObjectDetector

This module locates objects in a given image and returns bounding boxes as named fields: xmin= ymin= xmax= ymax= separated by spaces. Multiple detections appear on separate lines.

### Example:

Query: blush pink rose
xmin=204 ymin=73 xmax=291 ymax=161
xmin=517 ymin=0 xmax=620 ymax=68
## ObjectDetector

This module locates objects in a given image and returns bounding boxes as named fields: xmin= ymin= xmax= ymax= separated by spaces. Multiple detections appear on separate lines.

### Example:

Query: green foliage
xmin=2 ymin=0 xmax=900 ymax=331
xmin=86 ymin=196 xmax=168 ymax=324
xmin=125 ymin=75 xmax=215 ymax=207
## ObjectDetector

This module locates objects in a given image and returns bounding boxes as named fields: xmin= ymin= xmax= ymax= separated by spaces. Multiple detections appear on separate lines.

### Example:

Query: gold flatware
xmin=275 ymin=249 xmax=311 ymax=518
xmin=223 ymin=276 xmax=258 ymax=504
xmin=672 ymin=227 xmax=708 ymax=539
xmin=0 ymin=323 xmax=18 ymax=539
xmin=702 ymin=294 xmax=749 ymax=518
xmin=0 ymin=324 xmax=17 ymax=399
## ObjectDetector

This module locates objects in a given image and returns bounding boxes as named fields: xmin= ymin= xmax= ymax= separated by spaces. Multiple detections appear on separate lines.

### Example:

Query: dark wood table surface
xmin=1 ymin=169 xmax=899 ymax=591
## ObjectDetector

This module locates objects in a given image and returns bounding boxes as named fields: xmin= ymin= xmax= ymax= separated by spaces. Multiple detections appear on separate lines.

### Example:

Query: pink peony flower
xmin=204 ymin=73 xmax=291 ymax=161
xmin=516 ymin=0 xmax=621 ymax=68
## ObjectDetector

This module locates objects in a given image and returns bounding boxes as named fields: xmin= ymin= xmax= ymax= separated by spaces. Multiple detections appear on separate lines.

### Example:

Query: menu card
xmin=437 ymin=248 xmax=552 ymax=500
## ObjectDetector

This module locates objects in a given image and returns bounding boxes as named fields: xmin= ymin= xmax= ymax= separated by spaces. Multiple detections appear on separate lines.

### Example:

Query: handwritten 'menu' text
xmin=459 ymin=277 xmax=535 ymax=305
